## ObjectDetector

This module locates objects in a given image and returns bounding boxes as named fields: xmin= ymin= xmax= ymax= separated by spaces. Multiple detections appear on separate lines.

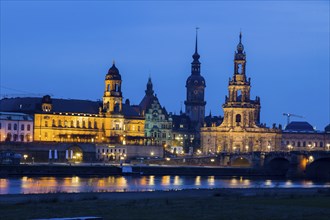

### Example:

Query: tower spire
xmin=195 ymin=27 xmax=199 ymax=54
xmin=145 ymin=76 xmax=154 ymax=96
xmin=192 ymin=27 xmax=200 ymax=62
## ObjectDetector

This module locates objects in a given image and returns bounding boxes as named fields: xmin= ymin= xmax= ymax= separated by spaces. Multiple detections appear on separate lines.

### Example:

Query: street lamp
xmin=23 ymin=154 xmax=28 ymax=164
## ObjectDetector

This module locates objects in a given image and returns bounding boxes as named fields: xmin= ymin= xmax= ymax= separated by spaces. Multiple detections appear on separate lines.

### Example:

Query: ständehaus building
xmin=201 ymin=33 xmax=282 ymax=154
xmin=0 ymin=63 xmax=145 ymax=145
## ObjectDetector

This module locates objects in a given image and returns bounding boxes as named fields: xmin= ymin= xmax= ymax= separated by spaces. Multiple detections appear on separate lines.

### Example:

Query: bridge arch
xmin=230 ymin=155 xmax=252 ymax=167
xmin=306 ymin=157 xmax=330 ymax=180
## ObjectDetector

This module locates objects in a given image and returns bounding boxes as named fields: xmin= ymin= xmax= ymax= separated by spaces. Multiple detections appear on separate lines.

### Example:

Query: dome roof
xmin=285 ymin=121 xmax=314 ymax=132
xmin=325 ymin=124 xmax=330 ymax=133
xmin=106 ymin=63 xmax=121 ymax=80
xmin=186 ymin=74 xmax=205 ymax=87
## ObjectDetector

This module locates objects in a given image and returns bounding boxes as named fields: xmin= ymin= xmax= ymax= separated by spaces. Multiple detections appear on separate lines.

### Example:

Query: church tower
xmin=103 ymin=62 xmax=123 ymax=114
xmin=184 ymin=29 xmax=206 ymax=130
xmin=222 ymin=33 xmax=261 ymax=128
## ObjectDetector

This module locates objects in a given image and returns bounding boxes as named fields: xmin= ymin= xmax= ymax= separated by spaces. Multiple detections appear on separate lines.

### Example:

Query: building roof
xmin=0 ymin=97 xmax=101 ymax=114
xmin=285 ymin=121 xmax=315 ymax=132
xmin=325 ymin=124 xmax=330 ymax=133
xmin=0 ymin=112 xmax=33 ymax=121
xmin=0 ymin=97 xmax=142 ymax=118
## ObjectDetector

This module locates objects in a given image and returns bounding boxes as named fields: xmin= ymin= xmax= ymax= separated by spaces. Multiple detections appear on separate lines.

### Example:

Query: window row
xmin=286 ymin=140 xmax=324 ymax=148
xmin=4 ymin=123 xmax=31 ymax=131
xmin=48 ymin=120 xmax=103 ymax=129
xmin=4 ymin=133 xmax=31 ymax=142
xmin=98 ymin=148 xmax=125 ymax=154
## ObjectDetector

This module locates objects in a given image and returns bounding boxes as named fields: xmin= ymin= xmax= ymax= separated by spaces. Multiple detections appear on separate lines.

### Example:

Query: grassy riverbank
xmin=1 ymin=188 xmax=330 ymax=219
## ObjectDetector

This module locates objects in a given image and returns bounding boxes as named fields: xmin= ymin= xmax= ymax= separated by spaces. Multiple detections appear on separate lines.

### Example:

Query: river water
xmin=0 ymin=176 xmax=329 ymax=194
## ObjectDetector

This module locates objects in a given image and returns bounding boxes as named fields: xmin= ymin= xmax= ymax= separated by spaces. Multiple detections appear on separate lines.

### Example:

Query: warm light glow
xmin=210 ymin=158 xmax=215 ymax=162
xmin=23 ymin=154 xmax=28 ymax=160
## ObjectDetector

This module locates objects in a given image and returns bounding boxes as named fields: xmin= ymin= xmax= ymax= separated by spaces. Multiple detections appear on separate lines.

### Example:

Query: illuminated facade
xmin=0 ymin=112 xmax=33 ymax=142
xmin=2 ymin=63 xmax=144 ymax=145
xmin=282 ymin=121 xmax=330 ymax=151
xmin=201 ymin=33 xmax=282 ymax=154
xmin=139 ymin=77 xmax=172 ymax=147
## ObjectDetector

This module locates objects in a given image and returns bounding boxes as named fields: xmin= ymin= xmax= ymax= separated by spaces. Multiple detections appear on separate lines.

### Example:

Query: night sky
xmin=1 ymin=1 xmax=329 ymax=130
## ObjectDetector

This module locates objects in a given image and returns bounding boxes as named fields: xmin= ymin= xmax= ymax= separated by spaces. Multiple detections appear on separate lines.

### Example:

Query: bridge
xmin=214 ymin=151 xmax=330 ymax=179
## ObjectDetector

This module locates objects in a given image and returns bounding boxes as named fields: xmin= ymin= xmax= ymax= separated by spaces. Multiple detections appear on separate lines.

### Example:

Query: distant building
xmin=96 ymin=144 xmax=164 ymax=161
xmin=201 ymin=33 xmax=282 ymax=154
xmin=0 ymin=63 xmax=145 ymax=145
xmin=0 ymin=112 xmax=33 ymax=142
xmin=139 ymin=77 xmax=172 ymax=147
xmin=282 ymin=121 xmax=330 ymax=151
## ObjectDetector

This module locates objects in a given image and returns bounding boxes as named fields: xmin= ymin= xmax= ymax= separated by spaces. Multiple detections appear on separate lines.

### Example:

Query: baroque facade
xmin=139 ymin=77 xmax=172 ymax=147
xmin=201 ymin=33 xmax=282 ymax=154
xmin=1 ymin=63 xmax=145 ymax=145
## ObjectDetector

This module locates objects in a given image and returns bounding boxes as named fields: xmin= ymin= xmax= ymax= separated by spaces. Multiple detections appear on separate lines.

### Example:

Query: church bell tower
xmin=184 ymin=29 xmax=206 ymax=130
xmin=222 ymin=33 xmax=261 ymax=128
xmin=103 ymin=61 xmax=123 ymax=114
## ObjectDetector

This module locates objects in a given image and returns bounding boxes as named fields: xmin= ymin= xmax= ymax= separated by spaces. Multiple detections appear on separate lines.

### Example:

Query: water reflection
xmin=0 ymin=176 xmax=330 ymax=195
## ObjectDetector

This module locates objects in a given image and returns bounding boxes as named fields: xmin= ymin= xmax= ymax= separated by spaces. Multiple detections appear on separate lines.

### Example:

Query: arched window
xmin=13 ymin=134 xmax=18 ymax=141
xmin=82 ymin=121 xmax=86 ymax=128
xmin=94 ymin=121 xmax=98 ymax=129
xmin=71 ymin=120 xmax=74 ymax=127
xmin=88 ymin=121 xmax=92 ymax=128
xmin=52 ymin=119 xmax=56 ymax=127
xmin=76 ymin=121 xmax=80 ymax=128
xmin=8 ymin=123 xmax=12 ymax=130
xmin=235 ymin=114 xmax=241 ymax=125
xmin=237 ymin=63 xmax=243 ymax=74
xmin=114 ymin=103 xmax=120 ymax=112
xmin=26 ymin=134 xmax=30 ymax=142
xmin=21 ymin=124 xmax=25 ymax=130
xmin=236 ymin=90 xmax=242 ymax=102
xmin=6 ymin=133 xmax=12 ymax=141
xmin=27 ymin=124 xmax=31 ymax=131
xmin=45 ymin=121 xmax=48 ymax=127
xmin=14 ymin=124 xmax=17 ymax=130
xmin=58 ymin=120 xmax=62 ymax=127
xmin=20 ymin=134 xmax=24 ymax=142
xmin=107 ymin=84 xmax=110 ymax=91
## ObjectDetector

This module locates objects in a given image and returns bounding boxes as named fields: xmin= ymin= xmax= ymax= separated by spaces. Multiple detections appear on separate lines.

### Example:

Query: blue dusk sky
xmin=1 ymin=1 xmax=329 ymax=130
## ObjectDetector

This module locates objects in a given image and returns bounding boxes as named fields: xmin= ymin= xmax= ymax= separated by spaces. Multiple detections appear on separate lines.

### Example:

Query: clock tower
xmin=184 ymin=30 xmax=206 ymax=130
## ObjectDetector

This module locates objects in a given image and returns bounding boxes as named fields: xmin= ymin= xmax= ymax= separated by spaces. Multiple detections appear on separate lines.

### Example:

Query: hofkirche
xmin=0 ymin=32 xmax=329 ymax=156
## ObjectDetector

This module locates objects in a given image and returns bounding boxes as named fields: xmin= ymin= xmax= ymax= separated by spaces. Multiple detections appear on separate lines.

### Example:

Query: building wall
xmin=33 ymin=112 xmax=144 ymax=144
xmin=144 ymin=99 xmax=172 ymax=147
xmin=96 ymin=144 xmax=163 ymax=161
xmin=0 ymin=112 xmax=33 ymax=142
xmin=282 ymin=132 xmax=330 ymax=151
xmin=201 ymin=127 xmax=281 ymax=153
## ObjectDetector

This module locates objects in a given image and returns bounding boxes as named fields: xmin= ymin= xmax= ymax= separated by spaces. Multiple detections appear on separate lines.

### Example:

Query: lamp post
xmin=23 ymin=154 xmax=28 ymax=164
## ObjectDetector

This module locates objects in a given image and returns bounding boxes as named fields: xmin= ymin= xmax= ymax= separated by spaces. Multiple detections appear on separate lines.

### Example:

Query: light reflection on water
xmin=0 ymin=176 xmax=329 ymax=195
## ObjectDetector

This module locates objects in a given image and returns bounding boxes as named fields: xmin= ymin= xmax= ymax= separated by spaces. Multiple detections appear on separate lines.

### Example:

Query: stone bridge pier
xmin=218 ymin=151 xmax=330 ymax=179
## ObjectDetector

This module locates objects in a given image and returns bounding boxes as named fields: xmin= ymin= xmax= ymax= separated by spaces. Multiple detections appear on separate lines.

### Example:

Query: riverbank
xmin=0 ymin=188 xmax=330 ymax=219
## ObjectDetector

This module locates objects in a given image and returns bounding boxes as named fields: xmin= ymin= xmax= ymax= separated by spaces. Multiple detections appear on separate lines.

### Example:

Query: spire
xmin=145 ymin=76 xmax=154 ymax=96
xmin=192 ymin=27 xmax=200 ymax=61
xmin=236 ymin=31 xmax=244 ymax=53
xmin=235 ymin=31 xmax=246 ymax=61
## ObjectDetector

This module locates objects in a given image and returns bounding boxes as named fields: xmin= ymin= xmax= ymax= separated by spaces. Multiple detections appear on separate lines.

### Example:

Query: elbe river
xmin=1 ymin=176 xmax=330 ymax=194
